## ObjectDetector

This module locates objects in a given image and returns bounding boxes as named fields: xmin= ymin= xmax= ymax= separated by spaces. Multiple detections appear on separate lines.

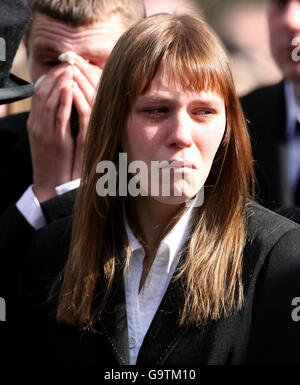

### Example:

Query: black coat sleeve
xmin=247 ymin=227 xmax=300 ymax=364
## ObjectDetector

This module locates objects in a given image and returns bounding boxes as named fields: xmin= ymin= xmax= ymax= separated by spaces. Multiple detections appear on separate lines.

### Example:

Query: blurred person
xmin=14 ymin=14 xmax=300 ymax=366
xmin=217 ymin=2 xmax=281 ymax=96
xmin=241 ymin=0 xmax=300 ymax=223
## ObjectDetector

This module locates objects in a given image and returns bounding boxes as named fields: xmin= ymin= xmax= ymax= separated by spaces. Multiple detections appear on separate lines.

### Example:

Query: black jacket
xmin=11 ymin=202 xmax=300 ymax=365
xmin=240 ymin=81 xmax=300 ymax=224
xmin=0 ymin=113 xmax=76 ymax=360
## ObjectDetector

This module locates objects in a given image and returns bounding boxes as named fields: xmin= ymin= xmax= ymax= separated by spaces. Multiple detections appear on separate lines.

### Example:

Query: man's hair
xmin=25 ymin=0 xmax=145 ymax=27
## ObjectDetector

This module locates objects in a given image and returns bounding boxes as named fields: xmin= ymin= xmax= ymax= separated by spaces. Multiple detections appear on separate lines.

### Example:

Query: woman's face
xmin=121 ymin=71 xmax=226 ymax=205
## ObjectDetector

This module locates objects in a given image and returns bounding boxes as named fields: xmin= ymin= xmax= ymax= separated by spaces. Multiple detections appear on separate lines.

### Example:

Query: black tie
xmin=295 ymin=175 xmax=300 ymax=206
xmin=294 ymin=121 xmax=300 ymax=205
xmin=296 ymin=120 xmax=300 ymax=136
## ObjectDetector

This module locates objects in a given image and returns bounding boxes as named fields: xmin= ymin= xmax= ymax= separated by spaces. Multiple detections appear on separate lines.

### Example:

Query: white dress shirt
xmin=123 ymin=201 xmax=195 ymax=365
xmin=16 ymin=179 xmax=80 ymax=230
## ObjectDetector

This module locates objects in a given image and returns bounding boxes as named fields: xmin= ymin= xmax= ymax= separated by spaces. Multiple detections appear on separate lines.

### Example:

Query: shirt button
xmin=129 ymin=336 xmax=137 ymax=348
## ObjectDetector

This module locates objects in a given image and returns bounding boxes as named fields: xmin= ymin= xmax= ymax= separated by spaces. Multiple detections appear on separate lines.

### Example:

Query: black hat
xmin=0 ymin=0 xmax=35 ymax=105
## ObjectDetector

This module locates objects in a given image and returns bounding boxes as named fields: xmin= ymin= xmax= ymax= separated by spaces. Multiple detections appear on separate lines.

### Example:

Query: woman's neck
xmin=127 ymin=196 xmax=183 ymax=256
xmin=127 ymin=197 xmax=185 ymax=293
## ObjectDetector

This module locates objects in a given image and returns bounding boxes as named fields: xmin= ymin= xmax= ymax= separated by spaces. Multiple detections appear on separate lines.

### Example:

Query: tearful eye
xmin=193 ymin=108 xmax=214 ymax=116
xmin=144 ymin=107 xmax=169 ymax=115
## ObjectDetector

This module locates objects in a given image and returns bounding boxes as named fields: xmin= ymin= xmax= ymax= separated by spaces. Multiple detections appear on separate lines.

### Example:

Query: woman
xmin=17 ymin=14 xmax=300 ymax=365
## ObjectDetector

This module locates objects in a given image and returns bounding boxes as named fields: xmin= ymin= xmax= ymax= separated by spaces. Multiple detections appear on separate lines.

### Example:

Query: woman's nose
xmin=166 ymin=111 xmax=193 ymax=149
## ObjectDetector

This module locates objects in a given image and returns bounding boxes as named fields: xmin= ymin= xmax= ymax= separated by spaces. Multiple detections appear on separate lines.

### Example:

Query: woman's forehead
xmin=140 ymin=70 xmax=225 ymax=103
xmin=138 ymin=63 xmax=224 ymax=95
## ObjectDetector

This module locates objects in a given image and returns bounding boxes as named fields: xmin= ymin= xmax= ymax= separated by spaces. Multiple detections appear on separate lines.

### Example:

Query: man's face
xmin=26 ymin=12 xmax=127 ymax=82
xmin=266 ymin=0 xmax=300 ymax=81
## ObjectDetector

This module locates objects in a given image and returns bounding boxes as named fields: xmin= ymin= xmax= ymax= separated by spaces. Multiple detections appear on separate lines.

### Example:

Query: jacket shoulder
xmin=25 ymin=216 xmax=73 ymax=282
xmin=245 ymin=200 xmax=299 ymax=239
xmin=244 ymin=201 xmax=300 ymax=279
xmin=240 ymin=81 xmax=284 ymax=106
xmin=244 ymin=202 xmax=300 ymax=364
xmin=240 ymin=81 xmax=285 ymax=122
xmin=245 ymin=201 xmax=300 ymax=249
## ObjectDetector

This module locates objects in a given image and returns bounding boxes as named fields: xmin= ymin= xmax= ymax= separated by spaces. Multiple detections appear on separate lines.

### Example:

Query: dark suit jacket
xmin=240 ymin=81 xmax=300 ymax=224
xmin=11 ymin=202 xmax=300 ymax=365
xmin=0 ymin=113 xmax=76 ymax=361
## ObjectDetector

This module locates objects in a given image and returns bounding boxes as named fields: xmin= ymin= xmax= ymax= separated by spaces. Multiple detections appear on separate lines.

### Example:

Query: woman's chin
xmin=148 ymin=187 xmax=202 ymax=206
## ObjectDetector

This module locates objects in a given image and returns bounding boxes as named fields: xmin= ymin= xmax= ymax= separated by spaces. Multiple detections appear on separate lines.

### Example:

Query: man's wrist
xmin=32 ymin=185 xmax=57 ymax=203
xmin=55 ymin=178 xmax=80 ymax=195
xmin=16 ymin=185 xmax=47 ymax=230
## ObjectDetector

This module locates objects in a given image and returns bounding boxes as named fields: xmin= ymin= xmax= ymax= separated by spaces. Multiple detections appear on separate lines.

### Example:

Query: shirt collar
xmin=123 ymin=209 xmax=144 ymax=254
xmin=123 ymin=195 xmax=197 ymax=273
xmin=284 ymin=81 xmax=300 ymax=137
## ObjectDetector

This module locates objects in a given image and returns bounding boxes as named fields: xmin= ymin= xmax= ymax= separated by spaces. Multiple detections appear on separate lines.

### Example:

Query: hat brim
xmin=0 ymin=73 xmax=35 ymax=105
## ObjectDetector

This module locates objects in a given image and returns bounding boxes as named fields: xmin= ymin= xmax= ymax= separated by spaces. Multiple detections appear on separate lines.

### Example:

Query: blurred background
xmin=0 ymin=0 xmax=282 ymax=118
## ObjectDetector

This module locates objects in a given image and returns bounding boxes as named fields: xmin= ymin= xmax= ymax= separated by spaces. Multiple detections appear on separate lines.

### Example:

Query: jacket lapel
xmin=96 ymin=278 xmax=130 ymax=365
xmin=267 ymin=82 xmax=290 ymax=205
xmin=136 ymin=263 xmax=190 ymax=365
xmin=252 ymin=81 xmax=288 ymax=205
xmin=96 ymin=253 xmax=190 ymax=365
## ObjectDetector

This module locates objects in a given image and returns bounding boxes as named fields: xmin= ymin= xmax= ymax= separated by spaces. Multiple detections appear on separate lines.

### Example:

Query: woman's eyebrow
xmin=137 ymin=94 xmax=223 ymax=106
xmin=137 ymin=95 xmax=171 ymax=103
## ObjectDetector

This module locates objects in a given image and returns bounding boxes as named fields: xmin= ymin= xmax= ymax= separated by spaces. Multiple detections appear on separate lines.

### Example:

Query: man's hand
xmin=27 ymin=56 xmax=101 ymax=203
xmin=28 ymin=64 xmax=74 ymax=202
xmin=70 ymin=55 xmax=102 ymax=180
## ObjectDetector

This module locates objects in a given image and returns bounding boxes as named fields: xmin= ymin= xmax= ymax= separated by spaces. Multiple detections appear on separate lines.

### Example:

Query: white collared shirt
xmin=284 ymin=81 xmax=300 ymax=196
xmin=16 ymin=179 xmax=81 ymax=229
xmin=123 ymin=202 xmax=195 ymax=365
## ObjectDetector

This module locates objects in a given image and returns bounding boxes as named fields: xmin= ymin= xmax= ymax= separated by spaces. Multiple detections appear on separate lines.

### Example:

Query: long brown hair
xmin=57 ymin=14 xmax=254 ymax=328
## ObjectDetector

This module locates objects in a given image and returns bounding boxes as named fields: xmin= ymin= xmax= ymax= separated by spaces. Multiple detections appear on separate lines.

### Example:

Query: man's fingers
xmin=73 ymin=55 xmax=102 ymax=88
xmin=72 ymin=82 xmax=91 ymax=129
xmin=72 ymin=66 xmax=98 ymax=106
xmin=56 ymin=86 xmax=73 ymax=142
xmin=34 ymin=74 xmax=46 ymax=88
xmin=71 ymin=82 xmax=91 ymax=180
xmin=45 ymin=68 xmax=73 ymax=135
xmin=34 ymin=63 xmax=70 ymax=101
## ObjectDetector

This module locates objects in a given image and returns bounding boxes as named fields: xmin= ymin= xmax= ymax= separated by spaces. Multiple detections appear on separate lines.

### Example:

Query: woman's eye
xmin=193 ymin=108 xmax=214 ymax=116
xmin=144 ymin=107 xmax=168 ymax=115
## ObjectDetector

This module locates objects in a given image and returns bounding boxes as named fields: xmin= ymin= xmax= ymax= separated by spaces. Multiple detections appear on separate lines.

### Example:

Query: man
xmin=0 ymin=0 xmax=145 ymax=225
xmin=241 ymin=0 xmax=300 ymax=223
xmin=0 ymin=0 xmax=145 ymax=325
xmin=0 ymin=0 xmax=145 ymax=255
